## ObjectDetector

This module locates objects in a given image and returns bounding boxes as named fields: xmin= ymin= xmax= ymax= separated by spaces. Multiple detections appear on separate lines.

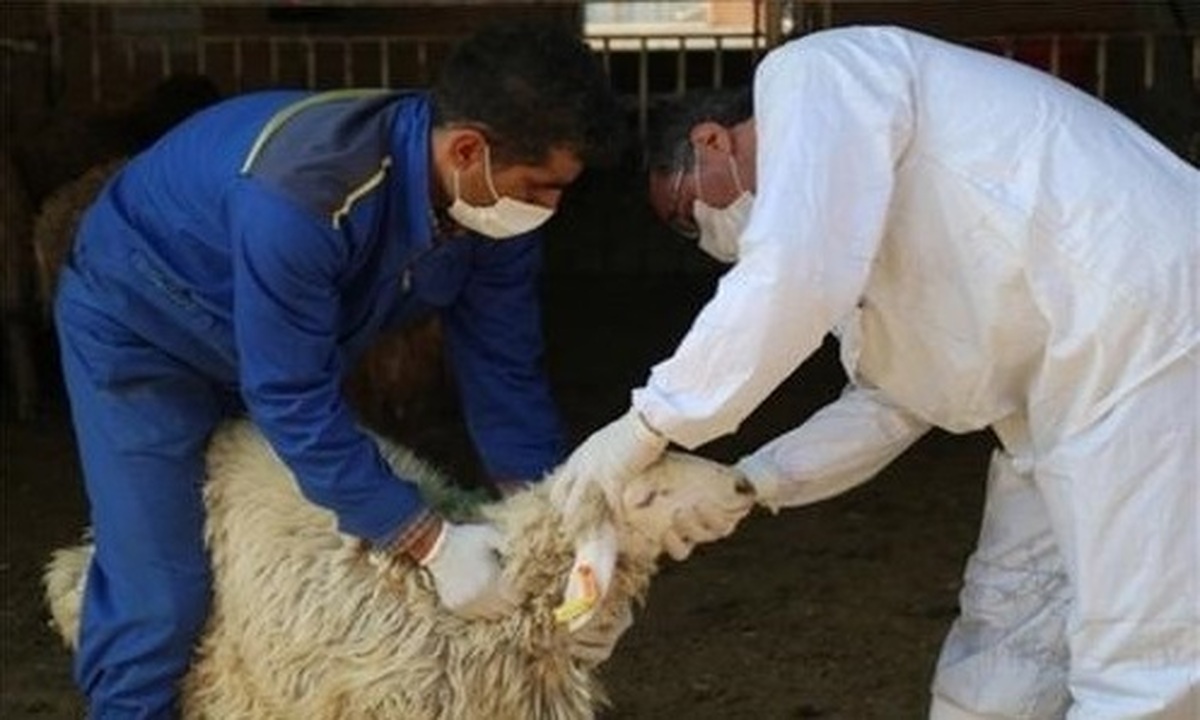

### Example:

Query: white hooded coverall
xmin=631 ymin=27 xmax=1199 ymax=719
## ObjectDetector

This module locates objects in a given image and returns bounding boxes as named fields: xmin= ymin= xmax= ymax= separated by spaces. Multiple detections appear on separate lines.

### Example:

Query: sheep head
xmin=548 ymin=452 xmax=756 ymax=631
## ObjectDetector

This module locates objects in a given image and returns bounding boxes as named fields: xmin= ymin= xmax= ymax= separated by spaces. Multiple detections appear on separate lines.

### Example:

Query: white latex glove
xmin=420 ymin=521 xmax=518 ymax=620
xmin=552 ymin=408 xmax=669 ymax=521
xmin=661 ymin=482 xmax=756 ymax=561
xmin=569 ymin=600 xmax=634 ymax=666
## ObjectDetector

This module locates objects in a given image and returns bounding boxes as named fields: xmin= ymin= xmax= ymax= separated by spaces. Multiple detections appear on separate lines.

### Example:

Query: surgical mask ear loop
xmin=727 ymin=154 xmax=746 ymax=196
xmin=481 ymin=144 xmax=502 ymax=204
xmin=452 ymin=144 xmax=501 ymax=206
xmin=692 ymin=148 xmax=706 ymax=206
xmin=452 ymin=165 xmax=463 ymax=204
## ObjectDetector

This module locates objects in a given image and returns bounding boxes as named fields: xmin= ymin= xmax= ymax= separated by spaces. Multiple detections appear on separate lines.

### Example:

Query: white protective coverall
xmin=631 ymin=27 xmax=1199 ymax=719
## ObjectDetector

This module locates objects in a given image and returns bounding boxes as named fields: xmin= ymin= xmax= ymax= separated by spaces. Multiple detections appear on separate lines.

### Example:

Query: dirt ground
xmin=1 ymin=274 xmax=993 ymax=719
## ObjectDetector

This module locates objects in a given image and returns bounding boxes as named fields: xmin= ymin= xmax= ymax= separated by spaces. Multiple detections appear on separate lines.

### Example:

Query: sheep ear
xmin=553 ymin=523 xmax=618 ymax=632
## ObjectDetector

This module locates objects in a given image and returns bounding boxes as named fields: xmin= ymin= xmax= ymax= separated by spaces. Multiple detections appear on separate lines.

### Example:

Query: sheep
xmin=45 ymin=418 xmax=754 ymax=719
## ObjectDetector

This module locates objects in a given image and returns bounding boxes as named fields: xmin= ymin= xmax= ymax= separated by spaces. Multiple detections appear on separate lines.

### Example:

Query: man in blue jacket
xmin=54 ymin=22 xmax=623 ymax=717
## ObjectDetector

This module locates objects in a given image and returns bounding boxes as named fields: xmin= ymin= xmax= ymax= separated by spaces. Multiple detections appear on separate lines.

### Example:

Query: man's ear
xmin=444 ymin=127 xmax=488 ymax=170
xmin=689 ymin=121 xmax=733 ymax=153
xmin=430 ymin=126 xmax=489 ymax=206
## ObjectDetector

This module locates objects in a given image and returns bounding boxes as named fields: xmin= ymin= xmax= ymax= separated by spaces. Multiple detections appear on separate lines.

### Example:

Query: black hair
xmin=645 ymin=87 xmax=753 ymax=174
xmin=432 ymin=21 xmax=625 ymax=167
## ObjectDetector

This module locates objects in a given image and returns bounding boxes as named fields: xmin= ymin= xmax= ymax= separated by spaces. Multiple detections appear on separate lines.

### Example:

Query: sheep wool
xmin=45 ymin=419 xmax=753 ymax=719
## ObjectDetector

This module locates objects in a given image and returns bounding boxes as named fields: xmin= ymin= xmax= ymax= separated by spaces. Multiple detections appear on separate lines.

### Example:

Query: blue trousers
xmin=56 ymin=269 xmax=230 ymax=719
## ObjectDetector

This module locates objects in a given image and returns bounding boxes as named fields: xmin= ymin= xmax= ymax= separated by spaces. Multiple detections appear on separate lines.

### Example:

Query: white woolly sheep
xmin=46 ymin=419 xmax=753 ymax=719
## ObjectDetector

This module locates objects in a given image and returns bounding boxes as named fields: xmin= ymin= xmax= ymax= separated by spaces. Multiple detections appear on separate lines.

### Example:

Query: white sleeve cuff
xmin=734 ymin=453 xmax=786 ymax=514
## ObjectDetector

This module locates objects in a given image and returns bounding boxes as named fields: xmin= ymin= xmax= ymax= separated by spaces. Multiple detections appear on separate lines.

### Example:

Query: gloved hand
xmin=552 ymin=408 xmax=669 ymax=522
xmin=415 ymin=520 xmax=519 ymax=619
xmin=569 ymin=600 xmax=634 ymax=666
xmin=661 ymin=481 xmax=757 ymax=561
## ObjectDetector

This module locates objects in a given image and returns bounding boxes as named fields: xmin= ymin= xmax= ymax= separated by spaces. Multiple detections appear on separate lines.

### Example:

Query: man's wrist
xmin=391 ymin=511 xmax=446 ymax=563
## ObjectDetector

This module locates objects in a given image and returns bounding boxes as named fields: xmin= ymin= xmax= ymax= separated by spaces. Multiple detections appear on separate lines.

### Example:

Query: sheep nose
xmin=734 ymin=477 xmax=755 ymax=495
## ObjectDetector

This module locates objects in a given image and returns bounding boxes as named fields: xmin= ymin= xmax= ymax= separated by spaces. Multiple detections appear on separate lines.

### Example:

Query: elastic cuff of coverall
xmin=378 ymin=508 xmax=444 ymax=562
xmin=734 ymin=454 xmax=784 ymax=514
xmin=627 ymin=408 xmax=669 ymax=451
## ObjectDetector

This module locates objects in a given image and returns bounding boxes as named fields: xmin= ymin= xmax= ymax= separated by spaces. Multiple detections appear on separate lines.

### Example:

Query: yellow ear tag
xmin=552 ymin=563 xmax=599 ymax=624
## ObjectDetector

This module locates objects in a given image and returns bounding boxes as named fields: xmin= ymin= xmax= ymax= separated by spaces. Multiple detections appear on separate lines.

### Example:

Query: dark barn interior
xmin=2 ymin=2 xmax=1196 ymax=718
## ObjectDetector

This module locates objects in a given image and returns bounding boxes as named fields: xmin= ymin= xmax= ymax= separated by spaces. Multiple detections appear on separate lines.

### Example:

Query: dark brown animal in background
xmin=342 ymin=317 xmax=457 ymax=452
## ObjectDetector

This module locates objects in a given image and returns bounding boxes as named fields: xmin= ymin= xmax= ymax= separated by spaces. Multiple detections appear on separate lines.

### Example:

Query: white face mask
xmin=692 ymin=155 xmax=753 ymax=264
xmin=447 ymin=145 xmax=554 ymax=239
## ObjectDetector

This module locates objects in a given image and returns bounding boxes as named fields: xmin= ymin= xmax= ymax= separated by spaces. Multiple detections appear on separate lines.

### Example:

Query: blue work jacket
xmin=71 ymin=89 xmax=565 ymax=545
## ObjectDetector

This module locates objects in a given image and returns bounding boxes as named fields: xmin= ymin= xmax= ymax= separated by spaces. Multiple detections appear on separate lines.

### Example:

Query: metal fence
xmin=60 ymin=27 xmax=1200 ymax=101
xmin=3 ymin=7 xmax=1196 ymax=273
xmin=37 ymin=26 xmax=771 ymax=144
xmin=26 ymin=18 xmax=1199 ymax=148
